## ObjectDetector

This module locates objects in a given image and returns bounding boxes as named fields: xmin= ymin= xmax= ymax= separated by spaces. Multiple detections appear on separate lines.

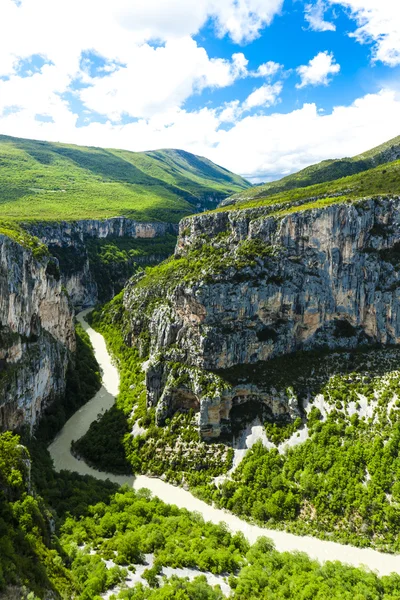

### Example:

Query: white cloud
xmin=118 ymin=0 xmax=285 ymax=44
xmin=251 ymin=60 xmax=282 ymax=78
xmin=219 ymin=100 xmax=241 ymax=123
xmin=211 ymin=0 xmax=284 ymax=43
xmin=0 ymin=0 xmax=282 ymax=127
xmin=328 ymin=1 xmax=400 ymax=66
xmin=243 ymin=82 xmax=283 ymax=110
xmin=305 ymin=1 xmax=336 ymax=32
xmin=210 ymin=88 xmax=400 ymax=181
xmin=79 ymin=41 xmax=249 ymax=120
xmin=0 ymin=0 xmax=284 ymax=82
xmin=296 ymin=51 xmax=340 ymax=88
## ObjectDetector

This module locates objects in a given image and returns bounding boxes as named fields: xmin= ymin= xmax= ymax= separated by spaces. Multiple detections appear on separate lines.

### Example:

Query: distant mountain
xmin=0 ymin=134 xmax=250 ymax=223
xmin=224 ymin=134 xmax=400 ymax=206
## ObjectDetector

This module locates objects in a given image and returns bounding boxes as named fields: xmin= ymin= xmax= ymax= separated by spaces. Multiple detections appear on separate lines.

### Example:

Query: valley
xmin=49 ymin=309 xmax=400 ymax=577
xmin=3 ymin=134 xmax=400 ymax=598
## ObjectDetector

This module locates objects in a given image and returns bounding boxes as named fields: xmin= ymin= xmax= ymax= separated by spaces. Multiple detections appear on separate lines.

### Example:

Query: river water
xmin=48 ymin=310 xmax=400 ymax=577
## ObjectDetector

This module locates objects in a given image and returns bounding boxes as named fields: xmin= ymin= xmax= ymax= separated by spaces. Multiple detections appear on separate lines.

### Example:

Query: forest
xmin=3 ymin=429 xmax=400 ymax=599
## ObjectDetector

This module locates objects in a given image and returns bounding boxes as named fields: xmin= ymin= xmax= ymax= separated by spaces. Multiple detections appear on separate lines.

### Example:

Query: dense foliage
xmin=5 ymin=304 xmax=400 ymax=598
xmin=107 ymin=536 xmax=400 ymax=600
xmin=203 ymin=349 xmax=400 ymax=552
xmin=0 ymin=432 xmax=74 ymax=597
xmin=85 ymin=234 xmax=177 ymax=302
xmin=4 ymin=428 xmax=400 ymax=600
xmin=48 ymin=485 xmax=400 ymax=599
xmin=0 ymin=135 xmax=249 ymax=223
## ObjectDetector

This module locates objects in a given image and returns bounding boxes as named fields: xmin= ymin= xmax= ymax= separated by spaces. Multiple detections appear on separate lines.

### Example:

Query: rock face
xmin=28 ymin=218 xmax=178 ymax=307
xmin=0 ymin=235 xmax=75 ymax=431
xmin=123 ymin=195 xmax=400 ymax=438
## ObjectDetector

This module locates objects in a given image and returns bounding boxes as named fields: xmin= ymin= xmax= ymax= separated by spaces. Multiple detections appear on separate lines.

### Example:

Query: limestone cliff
xmin=28 ymin=218 xmax=178 ymax=307
xmin=0 ymin=234 xmax=75 ymax=431
xmin=123 ymin=195 xmax=400 ymax=438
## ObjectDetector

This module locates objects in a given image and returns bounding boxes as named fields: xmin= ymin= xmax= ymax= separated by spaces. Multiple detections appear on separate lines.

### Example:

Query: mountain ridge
xmin=224 ymin=134 xmax=400 ymax=206
xmin=0 ymin=133 xmax=250 ymax=224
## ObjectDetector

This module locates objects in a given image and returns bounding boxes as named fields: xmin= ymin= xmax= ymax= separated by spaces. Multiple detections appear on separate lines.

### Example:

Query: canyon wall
xmin=28 ymin=218 xmax=179 ymax=307
xmin=123 ymin=196 xmax=400 ymax=437
xmin=0 ymin=234 xmax=75 ymax=431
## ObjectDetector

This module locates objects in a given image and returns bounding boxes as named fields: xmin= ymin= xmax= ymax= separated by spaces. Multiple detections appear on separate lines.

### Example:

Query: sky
xmin=0 ymin=0 xmax=400 ymax=182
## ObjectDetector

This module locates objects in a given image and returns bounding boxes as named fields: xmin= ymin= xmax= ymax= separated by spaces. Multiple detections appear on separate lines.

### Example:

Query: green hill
xmin=0 ymin=134 xmax=250 ymax=224
xmin=214 ymin=155 xmax=400 ymax=218
xmin=226 ymin=134 xmax=400 ymax=205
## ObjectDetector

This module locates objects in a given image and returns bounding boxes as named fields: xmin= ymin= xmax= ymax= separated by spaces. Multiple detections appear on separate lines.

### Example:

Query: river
xmin=48 ymin=310 xmax=400 ymax=577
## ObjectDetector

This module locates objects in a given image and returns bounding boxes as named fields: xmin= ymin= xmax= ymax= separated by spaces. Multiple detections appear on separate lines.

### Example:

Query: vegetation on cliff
xmin=4 ymin=296 xmax=400 ymax=598
xmin=77 ymin=291 xmax=400 ymax=552
xmin=74 ymin=295 xmax=233 ymax=484
xmin=85 ymin=297 xmax=400 ymax=552
xmin=190 ymin=347 xmax=400 ymax=553
xmin=33 ymin=321 xmax=101 ymax=443
xmin=122 ymin=236 xmax=278 ymax=319
xmin=85 ymin=233 xmax=177 ymax=302
xmin=0 ymin=221 xmax=49 ymax=259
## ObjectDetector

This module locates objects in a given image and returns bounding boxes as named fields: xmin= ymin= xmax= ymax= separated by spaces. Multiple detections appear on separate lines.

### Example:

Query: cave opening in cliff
xmin=229 ymin=399 xmax=272 ymax=437
xmin=170 ymin=389 xmax=200 ymax=417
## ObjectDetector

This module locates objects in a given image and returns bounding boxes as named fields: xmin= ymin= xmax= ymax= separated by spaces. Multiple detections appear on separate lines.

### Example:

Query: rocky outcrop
xmin=123 ymin=195 xmax=400 ymax=438
xmin=28 ymin=217 xmax=178 ymax=242
xmin=27 ymin=218 xmax=179 ymax=307
xmin=0 ymin=234 xmax=75 ymax=431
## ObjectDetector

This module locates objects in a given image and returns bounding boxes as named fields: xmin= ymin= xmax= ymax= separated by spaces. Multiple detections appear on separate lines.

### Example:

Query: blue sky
xmin=0 ymin=0 xmax=399 ymax=181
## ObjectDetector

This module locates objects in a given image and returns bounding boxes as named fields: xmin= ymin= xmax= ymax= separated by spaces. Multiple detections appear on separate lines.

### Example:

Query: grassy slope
xmin=227 ymin=134 xmax=400 ymax=204
xmin=0 ymin=134 xmax=250 ymax=223
xmin=213 ymin=157 xmax=400 ymax=216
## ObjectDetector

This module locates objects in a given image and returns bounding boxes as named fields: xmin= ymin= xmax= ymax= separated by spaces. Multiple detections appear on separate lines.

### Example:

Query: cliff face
xmin=0 ymin=234 xmax=75 ymax=431
xmin=123 ymin=196 xmax=400 ymax=438
xmin=28 ymin=218 xmax=178 ymax=307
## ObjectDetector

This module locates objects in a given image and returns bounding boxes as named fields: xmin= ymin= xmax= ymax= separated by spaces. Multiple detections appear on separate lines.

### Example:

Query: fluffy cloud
xmin=243 ymin=82 xmax=283 ymax=110
xmin=0 ymin=0 xmax=281 ymax=125
xmin=79 ymin=42 xmax=249 ymax=120
xmin=328 ymin=1 xmax=400 ymax=66
xmin=216 ymin=88 xmax=400 ymax=180
xmin=0 ymin=0 xmax=284 ymax=80
xmin=304 ymin=1 xmax=336 ymax=32
xmin=112 ymin=0 xmax=285 ymax=44
xmin=296 ymin=51 xmax=340 ymax=88
xmin=210 ymin=0 xmax=284 ymax=43
xmin=251 ymin=60 xmax=282 ymax=78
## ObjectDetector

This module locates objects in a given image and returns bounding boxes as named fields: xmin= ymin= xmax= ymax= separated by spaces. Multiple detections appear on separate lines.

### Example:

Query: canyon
xmin=49 ymin=310 xmax=400 ymax=578
xmin=28 ymin=217 xmax=178 ymax=307
xmin=0 ymin=218 xmax=176 ymax=431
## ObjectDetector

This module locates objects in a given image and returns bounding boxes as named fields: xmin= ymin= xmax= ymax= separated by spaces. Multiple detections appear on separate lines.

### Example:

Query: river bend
xmin=48 ymin=310 xmax=400 ymax=577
